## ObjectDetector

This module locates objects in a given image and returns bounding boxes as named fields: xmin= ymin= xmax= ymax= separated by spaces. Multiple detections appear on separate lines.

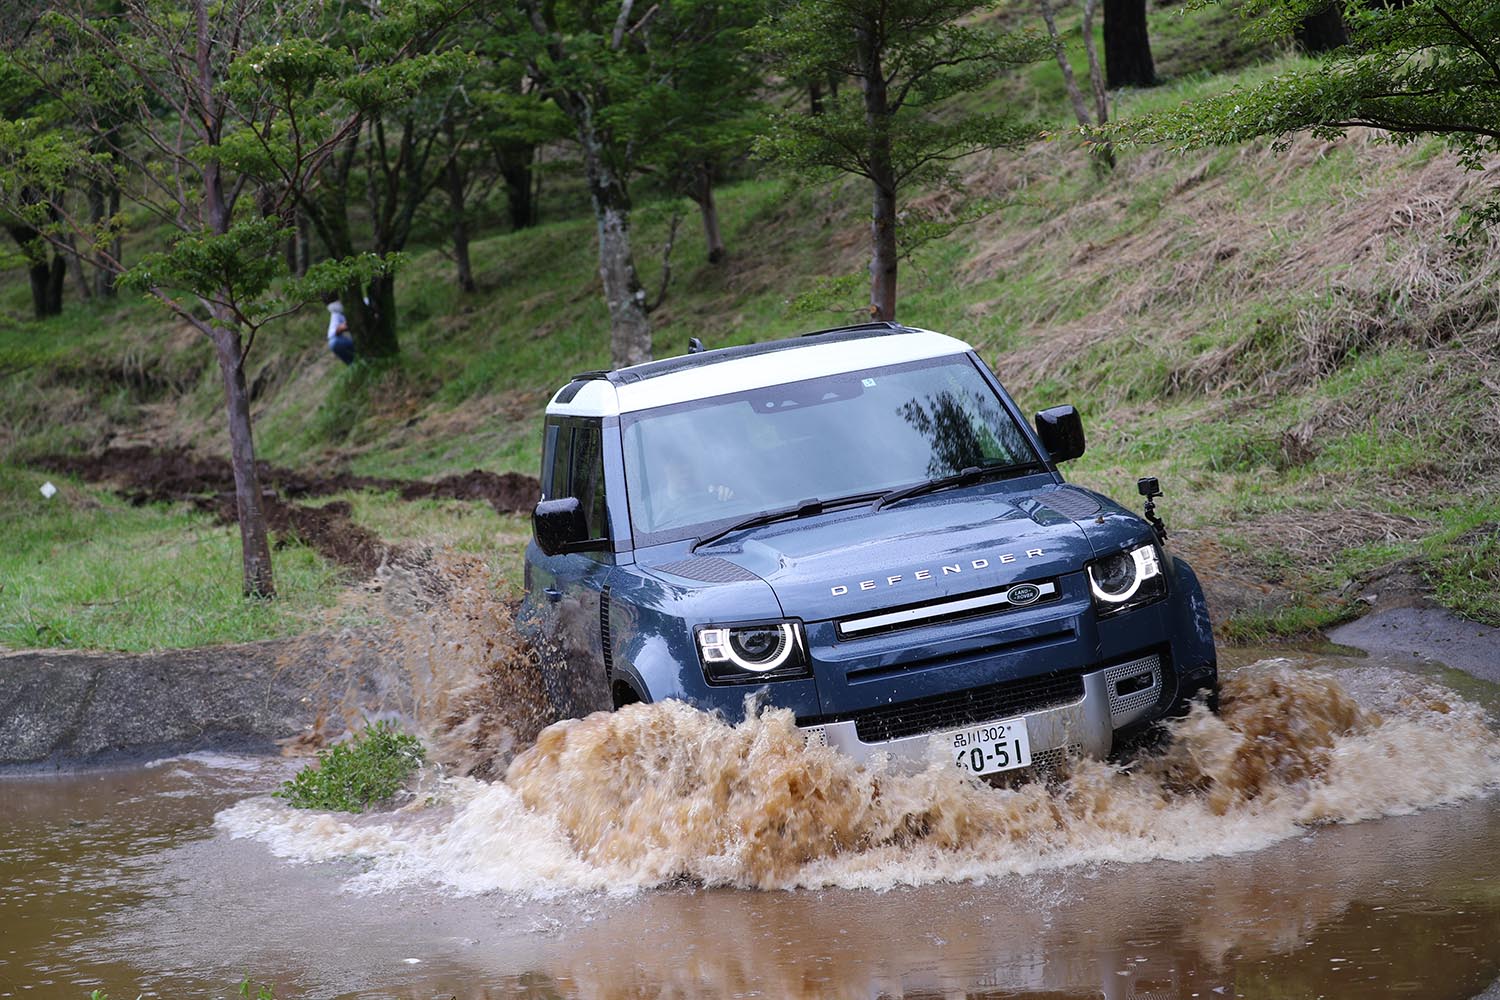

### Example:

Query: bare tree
xmin=1038 ymin=0 xmax=1115 ymax=168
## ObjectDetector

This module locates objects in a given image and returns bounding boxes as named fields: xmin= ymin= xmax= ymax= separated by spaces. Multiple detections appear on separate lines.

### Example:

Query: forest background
xmin=1 ymin=0 xmax=1497 ymax=653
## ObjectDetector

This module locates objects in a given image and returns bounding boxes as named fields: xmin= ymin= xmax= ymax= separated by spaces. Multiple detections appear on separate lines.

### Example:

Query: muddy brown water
xmin=4 ymin=648 xmax=1500 ymax=1000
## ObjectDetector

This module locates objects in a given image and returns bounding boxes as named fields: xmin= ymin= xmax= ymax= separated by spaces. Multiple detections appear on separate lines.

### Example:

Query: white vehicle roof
xmin=547 ymin=326 xmax=973 ymax=418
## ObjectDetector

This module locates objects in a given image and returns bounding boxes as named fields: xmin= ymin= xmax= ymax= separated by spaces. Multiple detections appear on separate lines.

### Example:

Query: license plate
xmin=948 ymin=718 xmax=1031 ymax=775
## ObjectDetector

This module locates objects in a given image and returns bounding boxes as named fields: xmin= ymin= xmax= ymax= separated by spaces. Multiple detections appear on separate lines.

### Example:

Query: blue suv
xmin=523 ymin=323 xmax=1217 ymax=776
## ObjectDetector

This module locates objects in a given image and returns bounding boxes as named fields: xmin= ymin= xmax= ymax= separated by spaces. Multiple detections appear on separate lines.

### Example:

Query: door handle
xmin=544 ymin=586 xmax=562 ymax=603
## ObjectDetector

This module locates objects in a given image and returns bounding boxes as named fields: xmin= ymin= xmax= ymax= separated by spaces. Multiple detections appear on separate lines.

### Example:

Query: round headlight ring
xmin=725 ymin=624 xmax=795 ymax=672
xmin=1089 ymin=545 xmax=1161 ymax=604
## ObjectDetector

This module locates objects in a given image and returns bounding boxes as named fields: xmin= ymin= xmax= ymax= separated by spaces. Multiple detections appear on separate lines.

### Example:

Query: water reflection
xmin=47 ymin=763 xmax=1499 ymax=1000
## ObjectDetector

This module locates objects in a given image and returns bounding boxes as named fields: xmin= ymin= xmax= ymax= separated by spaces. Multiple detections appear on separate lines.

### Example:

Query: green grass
xmin=0 ymin=466 xmax=342 ymax=651
xmin=1422 ymin=505 xmax=1500 ymax=627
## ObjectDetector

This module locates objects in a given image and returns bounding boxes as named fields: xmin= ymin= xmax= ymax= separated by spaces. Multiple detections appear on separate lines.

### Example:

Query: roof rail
xmin=592 ymin=323 xmax=915 ymax=386
xmin=799 ymin=320 xmax=906 ymax=338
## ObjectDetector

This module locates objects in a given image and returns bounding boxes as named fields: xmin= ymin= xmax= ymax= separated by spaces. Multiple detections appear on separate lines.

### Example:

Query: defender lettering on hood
xmin=829 ymin=549 xmax=1046 ymax=596
xmin=524 ymin=321 xmax=1219 ymax=777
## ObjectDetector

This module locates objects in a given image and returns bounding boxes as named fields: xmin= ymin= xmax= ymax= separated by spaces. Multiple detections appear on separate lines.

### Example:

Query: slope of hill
xmin=3 ymin=43 xmax=1497 ymax=651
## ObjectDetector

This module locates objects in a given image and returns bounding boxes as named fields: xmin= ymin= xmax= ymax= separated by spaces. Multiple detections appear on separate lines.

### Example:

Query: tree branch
xmin=645 ymin=205 xmax=681 ymax=313
xmin=1430 ymin=3 xmax=1500 ymax=86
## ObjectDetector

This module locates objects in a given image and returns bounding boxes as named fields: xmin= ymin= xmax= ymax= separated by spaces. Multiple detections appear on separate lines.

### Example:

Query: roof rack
xmin=562 ymin=322 xmax=915 ymax=388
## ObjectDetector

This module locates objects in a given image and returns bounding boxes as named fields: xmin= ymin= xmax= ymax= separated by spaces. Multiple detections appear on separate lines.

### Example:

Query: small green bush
xmin=275 ymin=721 xmax=426 ymax=813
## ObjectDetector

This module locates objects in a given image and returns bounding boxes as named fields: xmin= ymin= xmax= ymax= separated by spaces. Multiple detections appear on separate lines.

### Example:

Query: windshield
xmin=621 ymin=354 xmax=1039 ymax=541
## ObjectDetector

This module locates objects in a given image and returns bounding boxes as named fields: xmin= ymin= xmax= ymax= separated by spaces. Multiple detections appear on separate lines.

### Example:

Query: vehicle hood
xmin=661 ymin=483 xmax=1129 ymax=619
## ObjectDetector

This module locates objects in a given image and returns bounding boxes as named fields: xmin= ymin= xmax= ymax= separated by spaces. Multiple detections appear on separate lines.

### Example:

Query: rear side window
xmin=542 ymin=423 xmax=568 ymax=500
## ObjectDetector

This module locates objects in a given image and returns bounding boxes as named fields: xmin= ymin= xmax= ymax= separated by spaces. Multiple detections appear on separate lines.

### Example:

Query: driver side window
xmin=545 ymin=421 xmax=609 ymax=546
xmin=570 ymin=425 xmax=608 ymax=543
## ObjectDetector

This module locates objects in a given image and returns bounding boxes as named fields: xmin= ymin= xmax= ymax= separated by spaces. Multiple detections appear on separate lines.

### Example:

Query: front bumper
xmin=797 ymin=652 xmax=1164 ymax=772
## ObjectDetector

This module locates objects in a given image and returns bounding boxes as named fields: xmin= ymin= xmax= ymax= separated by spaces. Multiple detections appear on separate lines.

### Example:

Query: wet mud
xmin=35 ymin=445 xmax=540 ymax=573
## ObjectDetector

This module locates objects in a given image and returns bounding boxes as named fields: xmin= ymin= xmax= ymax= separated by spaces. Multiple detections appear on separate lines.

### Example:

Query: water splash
xmin=289 ymin=551 xmax=562 ymax=779
xmin=221 ymin=658 xmax=1500 ymax=893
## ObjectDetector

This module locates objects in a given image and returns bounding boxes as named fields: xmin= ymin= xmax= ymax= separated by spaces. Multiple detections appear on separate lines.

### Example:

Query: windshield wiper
xmin=873 ymin=461 xmax=1043 ymax=511
xmin=691 ymin=491 xmax=884 ymax=552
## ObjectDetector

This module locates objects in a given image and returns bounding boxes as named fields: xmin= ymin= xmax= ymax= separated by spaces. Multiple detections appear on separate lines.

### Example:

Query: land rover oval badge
xmin=1007 ymin=583 xmax=1042 ymax=606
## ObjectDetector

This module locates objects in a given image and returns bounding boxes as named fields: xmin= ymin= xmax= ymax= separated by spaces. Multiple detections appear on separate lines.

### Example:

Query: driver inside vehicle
xmin=651 ymin=451 xmax=737 ymax=527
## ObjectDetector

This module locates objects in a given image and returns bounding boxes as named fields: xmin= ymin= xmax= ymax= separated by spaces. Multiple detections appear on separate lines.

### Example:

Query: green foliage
xmin=1113 ymin=0 xmax=1500 ymax=236
xmin=633 ymin=0 xmax=767 ymax=191
xmin=121 ymin=219 xmax=286 ymax=315
xmin=754 ymin=1 xmax=1047 ymax=189
xmin=239 ymin=977 xmax=275 ymax=1000
xmin=275 ymin=721 xmax=427 ymax=813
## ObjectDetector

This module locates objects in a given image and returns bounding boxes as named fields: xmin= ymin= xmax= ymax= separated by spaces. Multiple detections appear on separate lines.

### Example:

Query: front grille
xmin=836 ymin=579 xmax=1060 ymax=639
xmin=846 ymin=669 xmax=1086 ymax=743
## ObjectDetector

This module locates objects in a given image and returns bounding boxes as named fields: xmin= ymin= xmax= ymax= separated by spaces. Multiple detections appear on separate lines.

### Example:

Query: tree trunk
xmin=694 ymin=164 xmax=726 ymax=265
xmin=67 ymin=235 xmax=92 ymax=303
xmin=869 ymin=181 xmax=898 ymax=321
xmin=579 ymin=118 xmax=651 ymax=368
xmin=857 ymin=22 xmax=898 ymax=321
xmin=1039 ymin=0 xmax=1094 ymax=128
xmin=8 ymin=222 xmax=65 ymax=319
xmin=294 ymin=212 xmax=310 ymax=277
xmin=45 ymin=249 xmax=66 ymax=314
xmin=25 ymin=257 xmax=54 ymax=318
xmin=283 ymin=206 xmax=300 ymax=276
xmin=1081 ymin=0 xmax=1116 ymax=170
xmin=1103 ymin=0 xmax=1156 ymax=88
xmin=196 ymin=0 xmax=277 ymax=598
xmin=98 ymin=182 xmax=121 ymax=298
xmin=444 ymin=151 xmax=476 ymax=293
xmin=809 ymin=79 xmax=824 ymax=115
xmin=1296 ymin=5 xmax=1348 ymax=53
xmin=498 ymin=139 xmax=538 ymax=230
xmin=210 ymin=324 xmax=275 ymax=598
xmin=595 ymin=201 xmax=653 ymax=367
xmin=346 ymin=275 xmax=400 ymax=359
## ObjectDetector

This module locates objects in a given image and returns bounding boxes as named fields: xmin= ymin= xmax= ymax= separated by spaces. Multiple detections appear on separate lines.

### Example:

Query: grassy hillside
xmin=3 ymin=20 xmax=1498 ymax=651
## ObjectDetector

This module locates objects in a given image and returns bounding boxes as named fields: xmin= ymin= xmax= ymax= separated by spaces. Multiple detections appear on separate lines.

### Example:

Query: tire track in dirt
xmin=35 ymin=446 xmax=540 ymax=576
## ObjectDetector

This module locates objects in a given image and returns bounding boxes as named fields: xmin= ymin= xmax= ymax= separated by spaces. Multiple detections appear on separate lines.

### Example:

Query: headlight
xmin=1087 ymin=543 xmax=1167 ymax=617
xmin=697 ymin=622 xmax=810 ymax=683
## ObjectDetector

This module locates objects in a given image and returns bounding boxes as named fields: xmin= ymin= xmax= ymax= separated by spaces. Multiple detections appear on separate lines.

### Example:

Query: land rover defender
xmin=523 ymin=322 xmax=1217 ymax=777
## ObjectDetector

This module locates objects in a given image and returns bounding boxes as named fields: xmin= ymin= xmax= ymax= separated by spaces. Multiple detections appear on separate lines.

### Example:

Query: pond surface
xmin=4 ymin=648 xmax=1500 ymax=999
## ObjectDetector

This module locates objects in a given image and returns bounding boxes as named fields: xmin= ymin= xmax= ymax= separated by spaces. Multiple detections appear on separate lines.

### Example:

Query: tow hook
xmin=1137 ymin=476 xmax=1168 ymax=543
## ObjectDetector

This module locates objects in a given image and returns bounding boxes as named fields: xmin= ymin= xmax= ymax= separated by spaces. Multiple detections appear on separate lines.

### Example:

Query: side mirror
xmin=533 ymin=497 xmax=588 ymax=556
xmin=1035 ymin=405 xmax=1085 ymax=463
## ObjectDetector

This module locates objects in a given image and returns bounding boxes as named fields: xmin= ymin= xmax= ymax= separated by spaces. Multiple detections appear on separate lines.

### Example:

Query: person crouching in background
xmin=326 ymin=300 xmax=355 ymax=364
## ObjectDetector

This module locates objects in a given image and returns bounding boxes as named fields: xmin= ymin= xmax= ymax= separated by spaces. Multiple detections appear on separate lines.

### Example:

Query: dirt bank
xmin=38 ymin=445 xmax=540 ymax=515
xmin=35 ymin=445 xmax=541 ymax=575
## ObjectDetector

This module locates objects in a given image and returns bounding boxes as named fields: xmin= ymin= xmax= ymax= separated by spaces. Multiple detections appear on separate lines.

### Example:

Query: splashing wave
xmin=219 ymin=660 xmax=1500 ymax=893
